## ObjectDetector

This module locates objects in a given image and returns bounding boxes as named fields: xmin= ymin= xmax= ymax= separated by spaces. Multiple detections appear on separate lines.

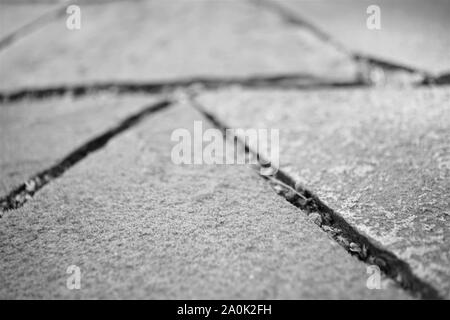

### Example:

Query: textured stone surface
xmin=198 ymin=86 xmax=450 ymax=298
xmin=0 ymin=0 xmax=357 ymax=90
xmin=0 ymin=101 xmax=409 ymax=299
xmin=2 ymin=0 xmax=447 ymax=300
xmin=0 ymin=93 xmax=156 ymax=197
xmin=273 ymin=0 xmax=450 ymax=74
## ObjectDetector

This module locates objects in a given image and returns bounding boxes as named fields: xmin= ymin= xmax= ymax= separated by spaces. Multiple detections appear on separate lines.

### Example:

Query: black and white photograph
xmin=0 ymin=0 xmax=449 ymax=306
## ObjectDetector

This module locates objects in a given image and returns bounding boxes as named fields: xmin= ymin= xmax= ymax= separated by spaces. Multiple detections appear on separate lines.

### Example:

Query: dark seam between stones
xmin=0 ymin=75 xmax=368 ymax=104
xmin=422 ymin=72 xmax=450 ymax=85
xmin=1 ymin=69 xmax=446 ymax=106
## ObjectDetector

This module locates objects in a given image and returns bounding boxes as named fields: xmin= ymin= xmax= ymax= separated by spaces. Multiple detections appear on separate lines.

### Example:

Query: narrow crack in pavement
xmin=188 ymin=91 xmax=443 ymax=300
xmin=0 ymin=99 xmax=172 ymax=213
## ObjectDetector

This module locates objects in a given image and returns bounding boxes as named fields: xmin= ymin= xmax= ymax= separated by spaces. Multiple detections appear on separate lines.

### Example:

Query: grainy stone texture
xmin=0 ymin=0 xmax=357 ymax=90
xmin=0 ymin=93 xmax=157 ymax=198
xmin=198 ymin=86 xmax=450 ymax=298
xmin=0 ymin=102 xmax=410 ymax=299
xmin=273 ymin=0 xmax=450 ymax=74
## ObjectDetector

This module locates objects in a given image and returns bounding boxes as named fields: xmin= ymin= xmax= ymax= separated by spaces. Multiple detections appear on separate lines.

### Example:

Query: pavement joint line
xmin=0 ymin=75 xmax=369 ymax=104
xmin=0 ymin=0 xmax=73 ymax=52
xmin=1 ymin=62 xmax=447 ymax=107
xmin=422 ymin=71 xmax=450 ymax=85
xmin=187 ymin=90 xmax=443 ymax=300
xmin=4 ymin=73 xmax=448 ymax=105
xmin=0 ymin=98 xmax=173 ymax=213
xmin=252 ymin=0 xmax=445 ymax=83
xmin=0 ymin=75 xmax=448 ymax=106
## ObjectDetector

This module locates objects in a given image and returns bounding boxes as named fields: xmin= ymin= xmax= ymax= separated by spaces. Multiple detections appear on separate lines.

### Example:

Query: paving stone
xmin=0 ymin=0 xmax=357 ymax=90
xmin=0 ymin=100 xmax=409 ymax=299
xmin=198 ymin=85 xmax=450 ymax=298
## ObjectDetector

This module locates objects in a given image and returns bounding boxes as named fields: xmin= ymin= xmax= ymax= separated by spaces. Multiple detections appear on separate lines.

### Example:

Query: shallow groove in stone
xmin=0 ymin=1 xmax=68 ymax=51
